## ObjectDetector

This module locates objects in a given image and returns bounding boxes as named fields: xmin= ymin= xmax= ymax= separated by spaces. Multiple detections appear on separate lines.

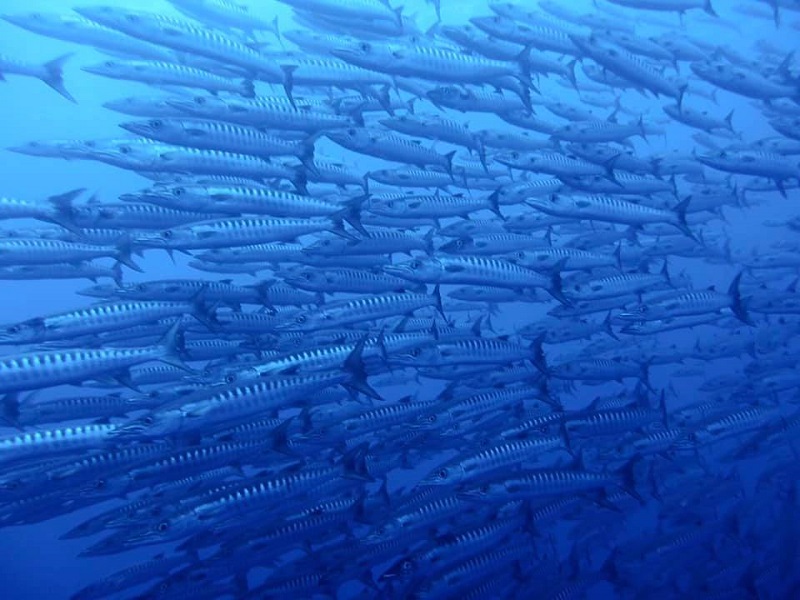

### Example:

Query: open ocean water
xmin=0 ymin=0 xmax=799 ymax=598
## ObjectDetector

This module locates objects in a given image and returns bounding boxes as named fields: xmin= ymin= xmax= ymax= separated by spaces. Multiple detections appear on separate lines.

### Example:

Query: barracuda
xmin=120 ymin=118 xmax=315 ymax=164
xmin=75 ymin=7 xmax=284 ymax=80
xmin=134 ymin=216 xmax=348 ymax=251
xmin=385 ymin=255 xmax=569 ymax=305
xmin=0 ymin=323 xmax=185 ymax=394
xmin=83 ymin=59 xmax=255 ymax=97
xmin=0 ymin=237 xmax=141 ymax=272
xmin=617 ymin=272 xmax=752 ymax=324
xmin=420 ymin=436 xmax=566 ymax=486
xmin=0 ymin=299 xmax=209 ymax=344
xmin=526 ymin=193 xmax=695 ymax=238
xmin=166 ymin=95 xmax=356 ymax=133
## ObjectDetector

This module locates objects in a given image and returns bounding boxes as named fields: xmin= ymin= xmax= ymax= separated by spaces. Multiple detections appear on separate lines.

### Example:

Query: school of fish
xmin=0 ymin=0 xmax=799 ymax=598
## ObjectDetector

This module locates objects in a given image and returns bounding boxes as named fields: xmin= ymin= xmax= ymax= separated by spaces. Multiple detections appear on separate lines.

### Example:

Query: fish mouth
xmin=118 ymin=121 xmax=150 ymax=136
xmin=166 ymin=99 xmax=200 ymax=113
xmin=132 ymin=234 xmax=169 ymax=247
xmin=330 ymin=49 xmax=357 ymax=61
xmin=382 ymin=265 xmax=408 ymax=277
xmin=80 ymin=65 xmax=108 ymax=76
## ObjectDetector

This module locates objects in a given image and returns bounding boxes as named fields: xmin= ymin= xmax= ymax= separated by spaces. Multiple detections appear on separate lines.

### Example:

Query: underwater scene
xmin=0 ymin=0 xmax=799 ymax=598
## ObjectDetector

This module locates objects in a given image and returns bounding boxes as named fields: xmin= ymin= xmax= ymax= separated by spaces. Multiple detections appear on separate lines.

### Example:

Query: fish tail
xmin=565 ymin=59 xmax=579 ymax=90
xmin=46 ymin=188 xmax=84 ymax=234
xmin=42 ymin=53 xmax=76 ymax=103
xmin=531 ymin=336 xmax=549 ymax=375
xmin=548 ymin=259 xmax=571 ymax=306
xmin=431 ymin=284 xmax=445 ymax=319
xmin=727 ymin=271 xmax=753 ymax=326
xmin=616 ymin=455 xmax=645 ymax=505
xmin=444 ymin=150 xmax=457 ymax=180
xmin=603 ymin=311 xmax=619 ymax=341
xmin=241 ymin=78 xmax=256 ymax=99
xmin=280 ymin=64 xmax=298 ymax=109
xmin=115 ymin=235 xmax=143 ymax=273
xmin=673 ymin=195 xmax=696 ymax=239
xmin=343 ymin=334 xmax=382 ymax=401
xmin=341 ymin=442 xmax=374 ymax=481
xmin=158 ymin=321 xmax=190 ymax=372
xmin=111 ymin=262 xmax=124 ymax=287
xmin=0 ymin=393 xmax=20 ymax=428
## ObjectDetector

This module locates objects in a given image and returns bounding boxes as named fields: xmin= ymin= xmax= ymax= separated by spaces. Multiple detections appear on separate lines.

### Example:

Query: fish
xmin=0 ymin=2 xmax=798 ymax=599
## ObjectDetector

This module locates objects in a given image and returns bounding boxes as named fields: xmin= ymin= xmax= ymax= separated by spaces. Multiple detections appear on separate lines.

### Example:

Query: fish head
xmin=364 ymin=518 xmax=402 ymax=544
xmin=426 ymin=85 xmax=470 ymax=105
xmin=113 ymin=408 xmax=184 ymax=438
xmin=391 ymin=344 xmax=440 ymax=367
xmin=457 ymin=481 xmax=503 ymax=502
xmin=302 ymin=235 xmax=349 ymax=256
xmin=331 ymin=40 xmax=395 ymax=70
xmin=166 ymin=94 xmax=228 ymax=117
xmin=419 ymin=463 xmax=464 ymax=486
xmin=438 ymin=237 xmax=471 ymax=253
xmin=74 ymin=7 xmax=160 ymax=35
xmin=495 ymin=150 xmax=533 ymax=168
xmin=7 ymin=139 xmax=94 ymax=159
xmin=325 ymin=127 xmax=367 ymax=147
xmin=77 ymin=474 xmax=130 ymax=499
xmin=383 ymin=258 xmax=442 ymax=282
xmin=81 ymin=60 xmax=124 ymax=77
xmin=380 ymin=554 xmax=420 ymax=583
xmin=133 ymin=226 xmax=194 ymax=248
xmin=274 ymin=308 xmax=324 ymax=332
xmin=119 ymin=117 xmax=175 ymax=139
xmin=0 ymin=319 xmax=43 ymax=343
xmin=365 ymin=196 xmax=407 ymax=217
xmin=1 ymin=11 xmax=62 ymax=31
xmin=76 ymin=283 xmax=120 ymax=299
xmin=281 ymin=268 xmax=329 ymax=287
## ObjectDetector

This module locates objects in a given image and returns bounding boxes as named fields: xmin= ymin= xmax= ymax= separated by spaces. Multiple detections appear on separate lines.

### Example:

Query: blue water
xmin=0 ymin=1 xmax=798 ymax=598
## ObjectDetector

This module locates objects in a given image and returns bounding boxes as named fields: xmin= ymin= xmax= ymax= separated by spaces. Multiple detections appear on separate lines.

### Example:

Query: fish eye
xmin=7 ymin=325 xmax=20 ymax=334
xmin=162 ymin=230 xmax=173 ymax=239
xmin=119 ymin=145 xmax=131 ymax=154
xmin=411 ymin=347 xmax=421 ymax=357
xmin=296 ymin=315 xmax=307 ymax=323
xmin=95 ymin=479 xmax=106 ymax=489
xmin=347 ymin=128 xmax=356 ymax=135
xmin=510 ymin=152 xmax=519 ymax=159
xmin=225 ymin=373 xmax=236 ymax=384
xmin=172 ymin=187 xmax=185 ymax=197
xmin=410 ymin=260 xmax=421 ymax=269
xmin=136 ymin=283 xmax=146 ymax=291
xmin=124 ymin=14 xmax=139 ymax=23
xmin=149 ymin=119 xmax=163 ymax=129
xmin=359 ymin=42 xmax=371 ymax=52
xmin=194 ymin=96 xmax=206 ymax=105
xmin=156 ymin=521 xmax=169 ymax=532
xmin=401 ymin=561 xmax=413 ymax=572
xmin=104 ymin=60 xmax=115 ymax=68
xmin=143 ymin=416 xmax=155 ymax=425
xmin=302 ymin=272 xmax=312 ymax=280
xmin=438 ymin=468 xmax=448 ymax=479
